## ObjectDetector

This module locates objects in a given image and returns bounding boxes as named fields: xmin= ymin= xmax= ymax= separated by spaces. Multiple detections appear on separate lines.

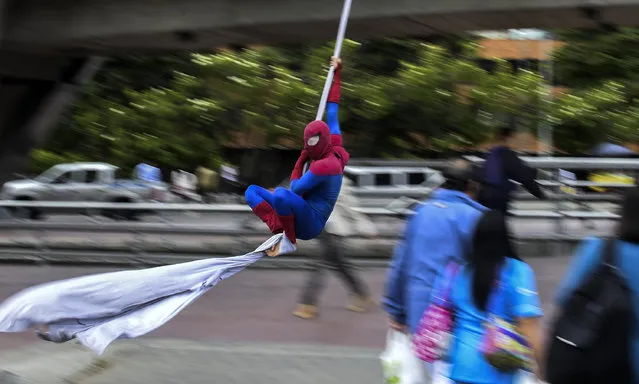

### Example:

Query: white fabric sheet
xmin=0 ymin=234 xmax=295 ymax=355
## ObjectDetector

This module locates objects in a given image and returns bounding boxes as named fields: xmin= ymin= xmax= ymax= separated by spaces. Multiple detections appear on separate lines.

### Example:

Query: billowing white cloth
xmin=0 ymin=234 xmax=295 ymax=355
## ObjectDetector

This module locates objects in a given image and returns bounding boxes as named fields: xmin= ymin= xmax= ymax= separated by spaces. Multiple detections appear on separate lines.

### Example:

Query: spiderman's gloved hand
xmin=290 ymin=149 xmax=310 ymax=183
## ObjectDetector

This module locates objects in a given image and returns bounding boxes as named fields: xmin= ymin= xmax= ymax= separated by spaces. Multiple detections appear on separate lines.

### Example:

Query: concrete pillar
xmin=0 ymin=55 xmax=104 ymax=185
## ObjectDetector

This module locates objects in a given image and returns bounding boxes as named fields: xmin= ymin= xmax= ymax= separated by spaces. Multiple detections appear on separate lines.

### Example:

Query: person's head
xmin=498 ymin=127 xmax=516 ymax=147
xmin=304 ymin=120 xmax=332 ymax=160
xmin=468 ymin=210 xmax=519 ymax=311
xmin=440 ymin=158 xmax=483 ymax=199
xmin=618 ymin=186 xmax=639 ymax=243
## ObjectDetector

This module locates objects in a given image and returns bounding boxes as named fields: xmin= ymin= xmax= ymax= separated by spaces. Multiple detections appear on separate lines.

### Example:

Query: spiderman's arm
xmin=327 ymin=62 xmax=343 ymax=146
xmin=290 ymin=150 xmax=309 ymax=190
xmin=290 ymin=169 xmax=328 ymax=196
xmin=290 ymin=159 xmax=340 ymax=196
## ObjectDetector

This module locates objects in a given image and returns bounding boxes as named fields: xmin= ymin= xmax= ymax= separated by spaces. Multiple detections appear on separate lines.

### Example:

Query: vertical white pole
xmin=538 ymin=32 xmax=554 ymax=157
xmin=315 ymin=0 xmax=353 ymax=121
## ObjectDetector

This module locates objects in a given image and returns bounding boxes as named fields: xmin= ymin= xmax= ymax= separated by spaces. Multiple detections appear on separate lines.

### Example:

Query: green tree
xmin=550 ymin=81 xmax=628 ymax=153
xmin=554 ymin=28 xmax=639 ymax=93
xmin=34 ymin=35 xmax=639 ymax=176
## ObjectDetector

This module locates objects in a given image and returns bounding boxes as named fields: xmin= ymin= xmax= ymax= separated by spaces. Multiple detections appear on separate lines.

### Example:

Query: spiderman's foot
xmin=278 ymin=215 xmax=297 ymax=244
xmin=252 ymin=202 xmax=283 ymax=234
xmin=265 ymin=241 xmax=281 ymax=257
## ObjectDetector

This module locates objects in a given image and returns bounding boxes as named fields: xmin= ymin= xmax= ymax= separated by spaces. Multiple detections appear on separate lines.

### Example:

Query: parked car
xmin=0 ymin=162 xmax=171 ymax=219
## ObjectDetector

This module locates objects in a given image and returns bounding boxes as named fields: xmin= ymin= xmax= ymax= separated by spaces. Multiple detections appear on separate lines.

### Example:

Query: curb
xmin=0 ymin=371 xmax=31 ymax=384
xmin=0 ymin=340 xmax=383 ymax=384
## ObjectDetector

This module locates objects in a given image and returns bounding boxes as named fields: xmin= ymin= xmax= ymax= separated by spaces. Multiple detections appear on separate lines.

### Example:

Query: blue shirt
xmin=555 ymin=237 xmax=639 ymax=381
xmin=448 ymin=258 xmax=543 ymax=384
xmin=135 ymin=163 xmax=161 ymax=183
xmin=382 ymin=189 xmax=488 ymax=333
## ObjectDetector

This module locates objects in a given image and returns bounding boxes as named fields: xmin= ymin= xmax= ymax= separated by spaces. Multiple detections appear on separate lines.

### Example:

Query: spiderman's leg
xmin=272 ymin=188 xmax=324 ymax=243
xmin=244 ymin=185 xmax=283 ymax=234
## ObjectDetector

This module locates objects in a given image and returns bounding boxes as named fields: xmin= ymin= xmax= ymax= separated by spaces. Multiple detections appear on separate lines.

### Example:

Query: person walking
xmin=550 ymin=186 xmax=639 ymax=383
xmin=196 ymin=165 xmax=219 ymax=202
xmin=445 ymin=210 xmax=545 ymax=384
xmin=293 ymin=177 xmax=375 ymax=319
xmin=135 ymin=161 xmax=162 ymax=183
xmin=478 ymin=127 xmax=546 ymax=214
xmin=383 ymin=159 xmax=488 ymax=378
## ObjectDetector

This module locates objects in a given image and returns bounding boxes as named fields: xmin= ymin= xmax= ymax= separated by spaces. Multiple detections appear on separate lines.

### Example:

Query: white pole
xmin=315 ymin=0 xmax=353 ymax=121
xmin=537 ymin=32 xmax=554 ymax=158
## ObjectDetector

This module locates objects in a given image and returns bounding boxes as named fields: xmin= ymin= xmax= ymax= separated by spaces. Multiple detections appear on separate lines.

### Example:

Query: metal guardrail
xmin=351 ymin=157 xmax=639 ymax=171
xmin=0 ymin=201 xmax=619 ymax=219
xmin=466 ymin=156 xmax=639 ymax=171
xmin=0 ymin=156 xmax=633 ymax=265
xmin=0 ymin=201 xmax=251 ymax=212
xmin=0 ymin=197 xmax=619 ymax=266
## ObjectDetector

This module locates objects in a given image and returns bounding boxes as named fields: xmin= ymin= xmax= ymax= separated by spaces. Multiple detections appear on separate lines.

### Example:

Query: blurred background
xmin=3 ymin=2 xmax=639 ymax=381
xmin=23 ymin=29 xmax=639 ymax=188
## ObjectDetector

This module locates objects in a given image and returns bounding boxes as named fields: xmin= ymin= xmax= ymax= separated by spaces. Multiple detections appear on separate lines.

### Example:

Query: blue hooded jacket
xmin=382 ymin=189 xmax=488 ymax=333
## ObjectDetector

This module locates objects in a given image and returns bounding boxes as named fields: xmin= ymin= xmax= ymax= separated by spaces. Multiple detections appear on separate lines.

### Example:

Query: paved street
xmin=0 ymin=255 xmax=573 ymax=383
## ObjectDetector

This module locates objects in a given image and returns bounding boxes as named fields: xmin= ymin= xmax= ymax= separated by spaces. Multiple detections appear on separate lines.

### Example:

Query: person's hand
xmin=388 ymin=318 xmax=406 ymax=333
xmin=330 ymin=56 xmax=342 ymax=69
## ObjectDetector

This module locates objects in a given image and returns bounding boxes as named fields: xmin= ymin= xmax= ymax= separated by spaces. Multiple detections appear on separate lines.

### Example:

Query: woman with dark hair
xmin=554 ymin=186 xmax=639 ymax=381
xmin=445 ymin=210 xmax=545 ymax=383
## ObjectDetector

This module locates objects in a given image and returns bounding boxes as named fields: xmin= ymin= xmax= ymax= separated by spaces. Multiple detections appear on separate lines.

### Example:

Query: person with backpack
xmin=548 ymin=187 xmax=639 ymax=383
xmin=478 ymin=127 xmax=546 ymax=214
xmin=441 ymin=210 xmax=545 ymax=383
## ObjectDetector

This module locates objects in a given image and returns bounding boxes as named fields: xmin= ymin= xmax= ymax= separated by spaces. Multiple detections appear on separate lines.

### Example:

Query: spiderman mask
xmin=304 ymin=120 xmax=331 ymax=160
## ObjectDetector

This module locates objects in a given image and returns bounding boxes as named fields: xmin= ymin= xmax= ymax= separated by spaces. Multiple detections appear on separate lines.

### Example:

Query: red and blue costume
xmin=244 ymin=62 xmax=349 ymax=244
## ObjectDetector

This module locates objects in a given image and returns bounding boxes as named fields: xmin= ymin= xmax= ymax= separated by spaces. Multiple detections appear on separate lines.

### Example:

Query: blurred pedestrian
xmin=220 ymin=163 xmax=241 ymax=194
xmin=196 ymin=165 xmax=219 ymax=202
xmin=548 ymin=186 xmax=639 ymax=383
xmin=478 ymin=127 xmax=545 ymax=214
xmin=382 ymin=158 xmax=488 ymax=376
xmin=293 ymin=178 xmax=375 ymax=319
xmin=135 ymin=161 xmax=162 ymax=183
xmin=444 ymin=210 xmax=545 ymax=383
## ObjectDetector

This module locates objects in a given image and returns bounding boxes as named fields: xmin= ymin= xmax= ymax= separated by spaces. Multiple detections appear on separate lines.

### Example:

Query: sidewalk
xmin=0 ymin=340 xmax=383 ymax=384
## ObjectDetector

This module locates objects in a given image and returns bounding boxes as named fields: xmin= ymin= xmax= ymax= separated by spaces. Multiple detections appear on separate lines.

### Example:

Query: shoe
xmin=346 ymin=295 xmax=375 ymax=313
xmin=292 ymin=304 xmax=317 ymax=320
xmin=252 ymin=202 xmax=283 ymax=234
xmin=278 ymin=214 xmax=297 ymax=244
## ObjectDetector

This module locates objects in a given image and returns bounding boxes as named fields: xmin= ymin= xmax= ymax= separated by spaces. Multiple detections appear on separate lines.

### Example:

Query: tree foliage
xmin=31 ymin=30 xmax=639 ymax=174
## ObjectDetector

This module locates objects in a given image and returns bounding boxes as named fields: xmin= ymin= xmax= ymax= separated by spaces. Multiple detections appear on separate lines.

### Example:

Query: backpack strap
xmin=602 ymin=238 xmax=618 ymax=268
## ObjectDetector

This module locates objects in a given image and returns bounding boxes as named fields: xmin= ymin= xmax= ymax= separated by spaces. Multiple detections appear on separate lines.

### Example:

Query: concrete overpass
xmin=1 ymin=0 xmax=639 ymax=185
xmin=5 ymin=0 xmax=639 ymax=52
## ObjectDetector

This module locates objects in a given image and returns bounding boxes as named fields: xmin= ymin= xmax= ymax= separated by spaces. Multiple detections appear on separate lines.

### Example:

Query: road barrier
xmin=0 ymin=156 xmax=635 ymax=266
xmin=0 ymin=200 xmax=619 ymax=266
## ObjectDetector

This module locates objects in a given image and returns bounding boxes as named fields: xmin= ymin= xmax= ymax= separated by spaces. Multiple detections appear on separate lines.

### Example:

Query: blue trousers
xmin=245 ymin=185 xmax=324 ymax=240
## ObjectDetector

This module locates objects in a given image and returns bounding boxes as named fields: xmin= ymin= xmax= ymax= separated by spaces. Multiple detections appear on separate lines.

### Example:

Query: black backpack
xmin=546 ymin=238 xmax=635 ymax=384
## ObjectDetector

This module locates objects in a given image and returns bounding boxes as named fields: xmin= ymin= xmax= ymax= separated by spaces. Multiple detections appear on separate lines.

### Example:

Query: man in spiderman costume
xmin=244 ymin=56 xmax=349 ymax=244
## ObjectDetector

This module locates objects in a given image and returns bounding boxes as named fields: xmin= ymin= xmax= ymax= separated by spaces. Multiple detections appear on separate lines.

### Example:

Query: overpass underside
xmin=5 ymin=0 xmax=639 ymax=52
xmin=0 ymin=51 xmax=102 ymax=184
xmin=1 ymin=0 xmax=639 ymax=184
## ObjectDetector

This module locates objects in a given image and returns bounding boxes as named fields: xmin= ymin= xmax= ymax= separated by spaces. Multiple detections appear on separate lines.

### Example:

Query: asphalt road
xmin=0 ymin=254 xmax=570 ymax=352
xmin=0 ymin=254 xmax=573 ymax=383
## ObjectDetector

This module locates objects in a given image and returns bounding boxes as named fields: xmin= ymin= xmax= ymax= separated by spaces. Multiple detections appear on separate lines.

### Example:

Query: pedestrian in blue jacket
xmin=383 ymin=158 xmax=488 ymax=335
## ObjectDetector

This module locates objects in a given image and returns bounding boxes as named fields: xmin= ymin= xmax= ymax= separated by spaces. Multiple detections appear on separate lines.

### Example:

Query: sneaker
xmin=292 ymin=304 xmax=318 ymax=320
xmin=346 ymin=296 xmax=375 ymax=313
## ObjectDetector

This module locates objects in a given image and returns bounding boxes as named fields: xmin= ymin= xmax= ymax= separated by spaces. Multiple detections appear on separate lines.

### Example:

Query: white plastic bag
xmin=380 ymin=330 xmax=428 ymax=384
xmin=516 ymin=371 xmax=546 ymax=384
xmin=431 ymin=362 xmax=452 ymax=384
